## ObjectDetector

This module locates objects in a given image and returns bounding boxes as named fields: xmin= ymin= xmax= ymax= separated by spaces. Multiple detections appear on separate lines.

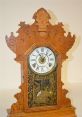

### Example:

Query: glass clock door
xmin=28 ymin=47 xmax=57 ymax=108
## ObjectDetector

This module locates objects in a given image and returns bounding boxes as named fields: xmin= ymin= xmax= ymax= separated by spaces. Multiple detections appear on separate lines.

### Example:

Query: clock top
xmin=5 ymin=8 xmax=75 ymax=61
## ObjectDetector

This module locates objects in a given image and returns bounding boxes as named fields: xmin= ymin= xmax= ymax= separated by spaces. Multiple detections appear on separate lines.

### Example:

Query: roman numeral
xmin=46 ymin=49 xmax=49 ymax=55
xmin=31 ymin=59 xmax=36 ymax=61
xmin=49 ymin=53 xmax=52 ymax=56
xmin=36 ymin=49 xmax=40 ymax=54
xmin=41 ymin=67 xmax=44 ymax=72
xmin=49 ymin=63 xmax=52 ymax=67
xmin=50 ymin=58 xmax=54 ymax=61
xmin=32 ymin=54 xmax=36 ymax=56
xmin=32 ymin=63 xmax=36 ymax=68
xmin=41 ymin=47 xmax=44 ymax=52
xmin=36 ymin=66 xmax=39 ymax=70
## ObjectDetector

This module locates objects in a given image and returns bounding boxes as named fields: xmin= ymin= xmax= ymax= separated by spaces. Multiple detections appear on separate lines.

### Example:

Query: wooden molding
xmin=7 ymin=107 xmax=76 ymax=117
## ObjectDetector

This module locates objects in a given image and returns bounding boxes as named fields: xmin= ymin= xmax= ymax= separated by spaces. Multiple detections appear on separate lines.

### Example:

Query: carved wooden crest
xmin=6 ymin=8 xmax=76 ymax=114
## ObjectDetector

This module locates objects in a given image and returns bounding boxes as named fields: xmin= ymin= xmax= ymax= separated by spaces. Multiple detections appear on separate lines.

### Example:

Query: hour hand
xmin=39 ymin=53 xmax=42 ymax=57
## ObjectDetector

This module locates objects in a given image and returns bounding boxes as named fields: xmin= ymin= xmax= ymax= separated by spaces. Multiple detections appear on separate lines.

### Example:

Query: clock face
xmin=29 ymin=47 xmax=56 ymax=74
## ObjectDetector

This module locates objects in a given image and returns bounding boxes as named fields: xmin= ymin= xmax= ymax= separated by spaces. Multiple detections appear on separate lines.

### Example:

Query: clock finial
xmin=33 ymin=8 xmax=51 ymax=20
xmin=33 ymin=8 xmax=51 ymax=32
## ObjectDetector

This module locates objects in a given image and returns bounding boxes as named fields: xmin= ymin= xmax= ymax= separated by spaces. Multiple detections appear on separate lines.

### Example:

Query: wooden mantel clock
xmin=6 ymin=8 xmax=76 ymax=117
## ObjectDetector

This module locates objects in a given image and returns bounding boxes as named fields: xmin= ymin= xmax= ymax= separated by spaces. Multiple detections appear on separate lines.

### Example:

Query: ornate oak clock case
xmin=6 ymin=8 xmax=76 ymax=117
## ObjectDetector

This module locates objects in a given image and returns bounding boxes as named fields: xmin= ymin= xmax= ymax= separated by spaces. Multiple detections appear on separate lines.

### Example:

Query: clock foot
xmin=7 ymin=106 xmax=76 ymax=117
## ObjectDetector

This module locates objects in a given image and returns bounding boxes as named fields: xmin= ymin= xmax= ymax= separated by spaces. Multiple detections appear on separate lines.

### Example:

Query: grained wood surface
xmin=6 ymin=8 xmax=76 ymax=116
xmin=8 ymin=107 xmax=76 ymax=117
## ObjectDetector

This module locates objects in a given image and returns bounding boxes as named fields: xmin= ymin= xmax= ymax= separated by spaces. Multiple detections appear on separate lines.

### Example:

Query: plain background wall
xmin=0 ymin=0 xmax=82 ymax=89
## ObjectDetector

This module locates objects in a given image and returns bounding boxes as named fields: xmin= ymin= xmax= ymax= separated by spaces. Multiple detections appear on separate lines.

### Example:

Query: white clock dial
xmin=29 ymin=47 xmax=56 ymax=74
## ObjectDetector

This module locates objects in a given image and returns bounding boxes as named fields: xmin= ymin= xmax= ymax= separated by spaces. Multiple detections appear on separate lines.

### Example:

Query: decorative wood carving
xmin=6 ymin=8 xmax=76 ymax=117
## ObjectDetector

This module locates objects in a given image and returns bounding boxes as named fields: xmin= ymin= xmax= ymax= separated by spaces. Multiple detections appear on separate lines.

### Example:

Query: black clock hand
xmin=39 ymin=53 xmax=42 ymax=57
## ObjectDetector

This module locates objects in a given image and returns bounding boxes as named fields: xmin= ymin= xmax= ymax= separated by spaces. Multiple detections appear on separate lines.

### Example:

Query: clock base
xmin=7 ymin=106 xmax=76 ymax=117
